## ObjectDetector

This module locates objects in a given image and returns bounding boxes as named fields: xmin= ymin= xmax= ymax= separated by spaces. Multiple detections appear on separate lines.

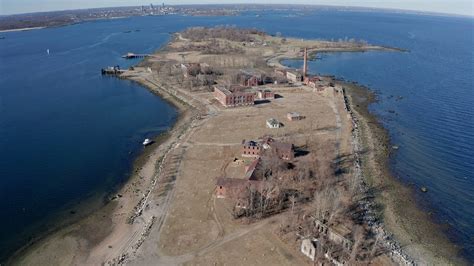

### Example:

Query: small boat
xmin=143 ymin=138 xmax=153 ymax=146
xmin=46 ymin=49 xmax=50 ymax=55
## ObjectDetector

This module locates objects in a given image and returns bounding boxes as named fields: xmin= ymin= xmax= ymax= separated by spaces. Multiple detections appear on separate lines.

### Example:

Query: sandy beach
xmin=9 ymin=29 xmax=467 ymax=265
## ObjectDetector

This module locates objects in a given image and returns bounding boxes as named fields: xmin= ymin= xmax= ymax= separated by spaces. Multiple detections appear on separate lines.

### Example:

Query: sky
xmin=0 ymin=0 xmax=473 ymax=16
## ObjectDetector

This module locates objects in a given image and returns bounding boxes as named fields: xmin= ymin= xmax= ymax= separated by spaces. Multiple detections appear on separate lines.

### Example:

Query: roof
xmin=242 ymin=139 xmax=260 ymax=147
xmin=214 ymin=85 xmax=252 ymax=96
xmin=287 ymin=69 xmax=302 ymax=75
xmin=287 ymin=112 xmax=301 ymax=117
xmin=216 ymin=177 xmax=248 ymax=187
xmin=302 ymin=238 xmax=319 ymax=249
xmin=266 ymin=118 xmax=280 ymax=125
xmin=245 ymin=158 xmax=260 ymax=180
xmin=240 ymin=69 xmax=263 ymax=77
xmin=271 ymin=141 xmax=293 ymax=153
xmin=216 ymin=177 xmax=266 ymax=198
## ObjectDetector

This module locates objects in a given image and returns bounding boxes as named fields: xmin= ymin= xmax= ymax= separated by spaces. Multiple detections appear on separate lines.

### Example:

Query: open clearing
xmin=128 ymin=84 xmax=354 ymax=265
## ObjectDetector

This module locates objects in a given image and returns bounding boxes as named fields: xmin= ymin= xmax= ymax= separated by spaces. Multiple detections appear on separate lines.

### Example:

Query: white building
xmin=301 ymin=238 xmax=318 ymax=261
xmin=266 ymin=118 xmax=281 ymax=128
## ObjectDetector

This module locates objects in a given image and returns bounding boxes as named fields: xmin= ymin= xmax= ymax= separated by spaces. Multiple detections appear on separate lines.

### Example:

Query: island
xmin=13 ymin=26 xmax=463 ymax=266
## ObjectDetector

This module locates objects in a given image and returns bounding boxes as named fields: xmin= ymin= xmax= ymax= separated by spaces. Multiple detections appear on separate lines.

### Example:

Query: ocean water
xmin=0 ymin=10 xmax=472 ymax=261
xmin=280 ymin=12 xmax=473 ymax=259
xmin=0 ymin=17 xmax=184 ymax=260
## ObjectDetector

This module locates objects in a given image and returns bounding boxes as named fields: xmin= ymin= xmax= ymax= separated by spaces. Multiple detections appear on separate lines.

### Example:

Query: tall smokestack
xmin=303 ymin=48 xmax=308 ymax=78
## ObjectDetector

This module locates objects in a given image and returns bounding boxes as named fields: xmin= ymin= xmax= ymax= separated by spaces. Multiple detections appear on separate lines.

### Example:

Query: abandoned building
xmin=256 ymin=88 xmax=275 ymax=100
xmin=214 ymin=85 xmax=256 ymax=108
xmin=216 ymin=177 xmax=263 ymax=199
xmin=238 ymin=69 xmax=264 ymax=87
xmin=214 ymin=85 xmax=276 ymax=107
xmin=286 ymin=70 xmax=304 ymax=83
xmin=301 ymin=237 xmax=350 ymax=265
xmin=244 ymin=157 xmax=260 ymax=180
xmin=215 ymin=159 xmax=264 ymax=202
xmin=301 ymin=238 xmax=319 ymax=261
xmin=314 ymin=220 xmax=353 ymax=252
xmin=274 ymin=68 xmax=287 ymax=77
xmin=242 ymin=140 xmax=262 ymax=158
xmin=216 ymin=138 xmax=294 ymax=203
xmin=263 ymin=138 xmax=295 ymax=160
xmin=266 ymin=118 xmax=281 ymax=128
xmin=180 ymin=62 xmax=212 ymax=78
xmin=242 ymin=137 xmax=295 ymax=161
xmin=304 ymin=76 xmax=321 ymax=88
xmin=287 ymin=112 xmax=304 ymax=121
xmin=180 ymin=63 xmax=201 ymax=77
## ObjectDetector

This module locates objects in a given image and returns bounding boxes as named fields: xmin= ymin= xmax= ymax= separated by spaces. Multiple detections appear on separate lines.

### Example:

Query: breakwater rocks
xmin=342 ymin=86 xmax=415 ymax=266
xmin=106 ymin=216 xmax=156 ymax=266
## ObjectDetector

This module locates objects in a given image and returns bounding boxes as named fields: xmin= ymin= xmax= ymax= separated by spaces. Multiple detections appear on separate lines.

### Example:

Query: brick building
xmin=215 ymin=158 xmax=264 ymax=200
xmin=214 ymin=85 xmax=256 ymax=108
xmin=242 ymin=140 xmax=262 ymax=158
xmin=256 ymin=88 xmax=275 ymax=100
xmin=239 ymin=69 xmax=264 ymax=87
xmin=242 ymin=137 xmax=295 ymax=161
xmin=264 ymin=138 xmax=294 ymax=161
xmin=304 ymin=76 xmax=321 ymax=88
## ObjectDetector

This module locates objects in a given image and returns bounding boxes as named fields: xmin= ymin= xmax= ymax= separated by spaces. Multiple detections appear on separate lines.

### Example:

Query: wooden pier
xmin=122 ymin=52 xmax=150 ymax=59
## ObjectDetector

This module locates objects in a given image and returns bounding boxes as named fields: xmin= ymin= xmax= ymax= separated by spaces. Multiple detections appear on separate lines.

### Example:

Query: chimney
xmin=303 ymin=48 xmax=308 ymax=78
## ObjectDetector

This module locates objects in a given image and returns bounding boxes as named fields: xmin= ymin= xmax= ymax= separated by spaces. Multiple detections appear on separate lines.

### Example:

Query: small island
xmin=14 ymin=27 xmax=462 ymax=266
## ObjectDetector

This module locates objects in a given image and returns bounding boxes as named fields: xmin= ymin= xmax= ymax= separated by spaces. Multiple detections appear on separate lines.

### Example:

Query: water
xmin=0 ymin=17 xmax=183 ymax=260
xmin=280 ymin=13 xmax=474 ymax=259
xmin=0 ymin=10 xmax=472 ymax=261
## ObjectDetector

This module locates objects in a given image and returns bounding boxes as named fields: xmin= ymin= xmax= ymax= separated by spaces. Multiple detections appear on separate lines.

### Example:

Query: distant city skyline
xmin=1 ymin=0 xmax=473 ymax=16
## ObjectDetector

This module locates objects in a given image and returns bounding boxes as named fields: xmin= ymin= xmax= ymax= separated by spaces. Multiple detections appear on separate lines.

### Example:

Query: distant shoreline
xmin=0 ymin=26 xmax=45 ymax=33
xmin=0 ymin=4 xmax=471 ymax=33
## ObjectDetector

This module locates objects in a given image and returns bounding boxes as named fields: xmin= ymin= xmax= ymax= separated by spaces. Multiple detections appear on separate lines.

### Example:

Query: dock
xmin=122 ymin=52 xmax=150 ymax=59
xmin=101 ymin=65 xmax=125 ymax=75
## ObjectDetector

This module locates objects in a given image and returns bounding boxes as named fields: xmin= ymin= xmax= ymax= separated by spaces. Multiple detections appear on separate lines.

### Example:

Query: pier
xmin=101 ymin=65 xmax=125 ymax=75
xmin=122 ymin=52 xmax=150 ymax=59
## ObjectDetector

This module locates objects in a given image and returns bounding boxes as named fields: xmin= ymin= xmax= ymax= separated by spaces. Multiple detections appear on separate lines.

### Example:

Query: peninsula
xmin=12 ymin=27 xmax=464 ymax=265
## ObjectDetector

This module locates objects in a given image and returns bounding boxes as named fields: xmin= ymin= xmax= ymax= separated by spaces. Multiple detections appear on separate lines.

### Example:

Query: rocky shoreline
xmin=341 ymin=85 xmax=415 ymax=265
xmin=340 ymin=81 xmax=467 ymax=265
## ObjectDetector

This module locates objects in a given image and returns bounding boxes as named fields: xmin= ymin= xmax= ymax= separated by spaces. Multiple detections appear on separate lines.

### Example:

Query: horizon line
xmin=1 ymin=3 xmax=473 ymax=18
